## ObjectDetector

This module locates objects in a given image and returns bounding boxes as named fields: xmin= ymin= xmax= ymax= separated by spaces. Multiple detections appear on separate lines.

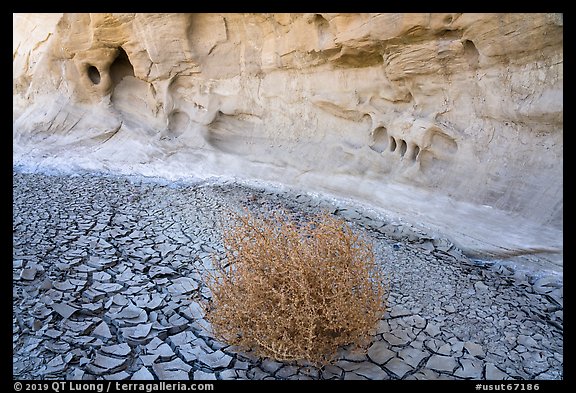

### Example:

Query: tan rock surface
xmin=13 ymin=13 xmax=563 ymax=270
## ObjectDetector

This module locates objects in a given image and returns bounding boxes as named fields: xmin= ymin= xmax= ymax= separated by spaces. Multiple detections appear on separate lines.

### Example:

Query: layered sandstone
xmin=12 ymin=13 xmax=563 ymax=269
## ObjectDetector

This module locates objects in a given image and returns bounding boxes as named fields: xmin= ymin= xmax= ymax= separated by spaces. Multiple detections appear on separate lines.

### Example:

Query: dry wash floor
xmin=12 ymin=170 xmax=563 ymax=380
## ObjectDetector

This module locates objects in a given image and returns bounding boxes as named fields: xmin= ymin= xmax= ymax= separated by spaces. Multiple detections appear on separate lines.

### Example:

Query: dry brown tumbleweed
xmin=205 ymin=210 xmax=388 ymax=364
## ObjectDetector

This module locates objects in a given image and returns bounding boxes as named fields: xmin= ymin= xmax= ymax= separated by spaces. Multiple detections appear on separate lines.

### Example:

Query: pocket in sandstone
xmin=166 ymin=111 xmax=191 ymax=139
xmin=369 ymin=126 xmax=389 ymax=154
xmin=110 ymin=47 xmax=135 ymax=87
xmin=111 ymin=76 xmax=163 ymax=132
xmin=204 ymin=112 xmax=263 ymax=156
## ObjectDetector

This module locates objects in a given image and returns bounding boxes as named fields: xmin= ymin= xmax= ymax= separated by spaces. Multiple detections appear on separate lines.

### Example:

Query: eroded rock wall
xmin=13 ymin=13 xmax=563 ymax=267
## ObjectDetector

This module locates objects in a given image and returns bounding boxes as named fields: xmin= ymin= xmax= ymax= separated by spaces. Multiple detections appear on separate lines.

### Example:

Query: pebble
xmin=12 ymin=170 xmax=563 ymax=381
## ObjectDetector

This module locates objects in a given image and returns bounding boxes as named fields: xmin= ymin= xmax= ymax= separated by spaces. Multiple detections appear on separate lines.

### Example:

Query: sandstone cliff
xmin=13 ymin=13 xmax=563 ymax=269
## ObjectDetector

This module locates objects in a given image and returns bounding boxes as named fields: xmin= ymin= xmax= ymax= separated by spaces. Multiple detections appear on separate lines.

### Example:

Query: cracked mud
xmin=13 ymin=170 xmax=563 ymax=380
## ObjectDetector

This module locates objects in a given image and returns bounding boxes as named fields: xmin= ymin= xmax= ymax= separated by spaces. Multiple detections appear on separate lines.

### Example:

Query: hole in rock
xmin=167 ymin=110 xmax=190 ymax=138
xmin=431 ymin=131 xmax=458 ymax=154
xmin=411 ymin=144 xmax=420 ymax=161
xmin=87 ymin=65 xmax=101 ymax=85
xmin=399 ymin=139 xmax=407 ymax=157
xmin=389 ymin=137 xmax=397 ymax=152
xmin=314 ymin=13 xmax=328 ymax=24
xmin=463 ymin=39 xmax=479 ymax=68
xmin=111 ymin=47 xmax=135 ymax=86
xmin=369 ymin=126 xmax=388 ymax=154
